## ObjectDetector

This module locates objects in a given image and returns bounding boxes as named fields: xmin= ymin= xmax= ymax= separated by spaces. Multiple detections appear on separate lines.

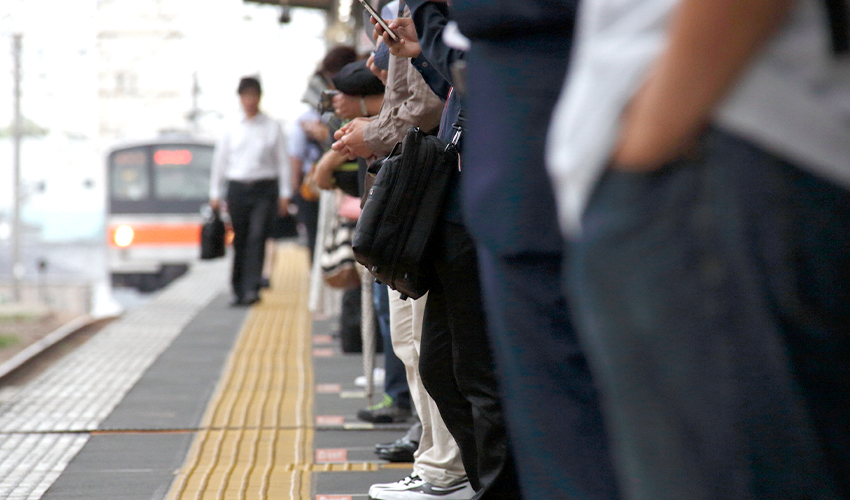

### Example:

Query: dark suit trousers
xmin=226 ymin=179 xmax=278 ymax=298
xmin=419 ymin=221 xmax=521 ymax=500
xmin=476 ymin=248 xmax=620 ymax=500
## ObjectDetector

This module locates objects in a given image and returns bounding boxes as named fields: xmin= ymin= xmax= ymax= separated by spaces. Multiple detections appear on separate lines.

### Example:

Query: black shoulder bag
xmin=200 ymin=207 xmax=226 ymax=260
xmin=352 ymin=124 xmax=462 ymax=300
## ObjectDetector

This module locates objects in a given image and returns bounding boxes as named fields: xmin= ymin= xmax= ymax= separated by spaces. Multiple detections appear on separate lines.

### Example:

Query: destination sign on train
xmin=154 ymin=149 xmax=193 ymax=166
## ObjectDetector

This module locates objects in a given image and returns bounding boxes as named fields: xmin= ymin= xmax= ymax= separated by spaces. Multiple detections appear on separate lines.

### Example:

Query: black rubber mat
xmin=98 ymin=293 xmax=248 ymax=431
xmin=41 ymin=293 xmax=247 ymax=500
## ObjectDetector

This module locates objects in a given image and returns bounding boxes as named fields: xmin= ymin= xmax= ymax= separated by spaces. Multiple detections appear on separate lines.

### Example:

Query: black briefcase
xmin=200 ymin=208 xmax=226 ymax=260
xmin=352 ymin=126 xmax=460 ymax=300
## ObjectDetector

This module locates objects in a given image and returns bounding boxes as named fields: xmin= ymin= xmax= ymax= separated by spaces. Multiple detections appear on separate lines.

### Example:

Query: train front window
xmin=153 ymin=145 xmax=212 ymax=200
xmin=110 ymin=148 xmax=149 ymax=201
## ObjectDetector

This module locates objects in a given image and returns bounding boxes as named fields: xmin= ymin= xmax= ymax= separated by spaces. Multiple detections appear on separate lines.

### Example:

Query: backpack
xmin=352 ymin=126 xmax=461 ymax=300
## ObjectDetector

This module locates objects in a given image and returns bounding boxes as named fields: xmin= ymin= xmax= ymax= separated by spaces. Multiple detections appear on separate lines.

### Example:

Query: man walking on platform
xmin=210 ymin=76 xmax=291 ymax=306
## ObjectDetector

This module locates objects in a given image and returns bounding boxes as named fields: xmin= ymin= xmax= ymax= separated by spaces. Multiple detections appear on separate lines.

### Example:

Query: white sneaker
xmin=369 ymin=475 xmax=474 ymax=500
xmin=369 ymin=474 xmax=424 ymax=495
xmin=355 ymin=367 xmax=386 ymax=388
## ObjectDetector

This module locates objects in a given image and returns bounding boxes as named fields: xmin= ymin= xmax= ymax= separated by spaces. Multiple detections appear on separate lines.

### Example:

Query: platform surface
xmin=0 ymin=244 xmax=412 ymax=500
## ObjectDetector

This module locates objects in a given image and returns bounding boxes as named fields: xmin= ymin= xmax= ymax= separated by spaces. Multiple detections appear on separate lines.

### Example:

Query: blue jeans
xmin=566 ymin=129 xmax=850 ymax=500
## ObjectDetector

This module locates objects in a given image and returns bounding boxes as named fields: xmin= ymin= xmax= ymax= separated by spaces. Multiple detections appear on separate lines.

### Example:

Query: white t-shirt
xmin=546 ymin=0 xmax=850 ymax=235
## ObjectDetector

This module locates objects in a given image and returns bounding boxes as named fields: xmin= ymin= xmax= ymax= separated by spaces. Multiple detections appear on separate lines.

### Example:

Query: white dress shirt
xmin=209 ymin=111 xmax=291 ymax=200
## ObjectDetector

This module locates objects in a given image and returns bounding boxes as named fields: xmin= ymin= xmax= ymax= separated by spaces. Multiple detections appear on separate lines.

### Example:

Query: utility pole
xmin=189 ymin=71 xmax=200 ymax=132
xmin=11 ymin=33 xmax=23 ymax=303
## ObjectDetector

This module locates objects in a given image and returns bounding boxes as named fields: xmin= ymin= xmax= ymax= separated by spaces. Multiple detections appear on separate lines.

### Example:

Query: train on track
xmin=106 ymin=133 xmax=225 ymax=291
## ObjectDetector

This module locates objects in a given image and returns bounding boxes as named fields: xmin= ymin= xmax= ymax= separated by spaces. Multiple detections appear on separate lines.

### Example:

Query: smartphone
xmin=319 ymin=89 xmax=340 ymax=114
xmin=358 ymin=0 xmax=400 ymax=43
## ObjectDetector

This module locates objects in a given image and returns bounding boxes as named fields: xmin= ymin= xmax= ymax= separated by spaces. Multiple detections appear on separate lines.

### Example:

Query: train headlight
xmin=114 ymin=225 xmax=134 ymax=247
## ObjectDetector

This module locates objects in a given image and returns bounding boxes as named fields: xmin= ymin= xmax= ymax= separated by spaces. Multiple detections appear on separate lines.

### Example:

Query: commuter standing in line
xmin=210 ymin=76 xmax=291 ymax=307
xmin=376 ymin=3 xmax=523 ymax=498
xmin=548 ymin=0 xmax=850 ymax=498
xmin=447 ymin=1 xmax=621 ymax=499
xmin=288 ymin=107 xmax=330 ymax=262
xmin=333 ymin=4 xmax=473 ymax=498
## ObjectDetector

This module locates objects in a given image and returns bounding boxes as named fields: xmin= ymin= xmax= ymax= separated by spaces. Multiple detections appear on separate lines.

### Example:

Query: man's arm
xmin=333 ymin=93 xmax=384 ymax=120
xmin=332 ymin=117 xmax=375 ymax=160
xmin=274 ymin=123 xmax=292 ymax=212
xmin=406 ymin=0 xmax=462 ymax=88
xmin=375 ymin=17 xmax=452 ymax=100
xmin=376 ymin=1 xmax=461 ymax=88
xmin=209 ymin=132 xmax=229 ymax=211
xmin=290 ymin=157 xmax=303 ymax=200
xmin=612 ymin=0 xmax=796 ymax=170
xmin=311 ymin=148 xmax=349 ymax=191
xmin=362 ymin=59 xmax=445 ymax=156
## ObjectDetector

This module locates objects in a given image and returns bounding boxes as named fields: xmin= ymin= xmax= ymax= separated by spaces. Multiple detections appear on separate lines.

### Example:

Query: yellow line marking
xmin=164 ymin=243 xmax=412 ymax=500
xmin=165 ymin=244 xmax=314 ymax=500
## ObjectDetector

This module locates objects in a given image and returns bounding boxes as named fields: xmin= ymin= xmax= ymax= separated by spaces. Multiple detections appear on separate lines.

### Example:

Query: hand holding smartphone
xmin=358 ymin=0 xmax=400 ymax=42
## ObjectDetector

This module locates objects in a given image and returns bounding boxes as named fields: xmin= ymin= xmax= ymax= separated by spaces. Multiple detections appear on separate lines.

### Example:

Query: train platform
xmin=0 ymin=243 xmax=413 ymax=500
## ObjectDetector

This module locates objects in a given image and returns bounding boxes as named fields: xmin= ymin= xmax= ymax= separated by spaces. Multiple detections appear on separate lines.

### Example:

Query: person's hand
xmin=311 ymin=149 xmax=348 ymax=190
xmin=209 ymin=198 xmax=221 ymax=212
xmin=278 ymin=197 xmax=290 ymax=216
xmin=373 ymin=17 xmax=421 ymax=59
xmin=367 ymin=53 xmax=389 ymax=85
xmin=301 ymin=120 xmax=330 ymax=143
xmin=333 ymin=93 xmax=367 ymax=120
xmin=332 ymin=118 xmax=375 ymax=160
xmin=610 ymin=79 xmax=701 ymax=172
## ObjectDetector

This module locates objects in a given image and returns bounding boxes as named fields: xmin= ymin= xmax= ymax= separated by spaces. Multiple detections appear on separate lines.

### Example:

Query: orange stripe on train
xmin=108 ymin=224 xmax=234 ymax=246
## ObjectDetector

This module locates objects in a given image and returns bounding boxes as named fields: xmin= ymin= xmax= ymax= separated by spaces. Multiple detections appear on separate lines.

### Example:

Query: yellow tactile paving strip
xmin=166 ymin=244 xmax=314 ymax=500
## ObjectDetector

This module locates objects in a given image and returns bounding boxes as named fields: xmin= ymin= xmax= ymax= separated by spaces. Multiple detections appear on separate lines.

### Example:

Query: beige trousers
xmin=388 ymin=290 xmax=466 ymax=487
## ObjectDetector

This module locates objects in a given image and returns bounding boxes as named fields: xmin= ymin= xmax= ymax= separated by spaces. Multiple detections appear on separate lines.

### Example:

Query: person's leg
xmin=262 ymin=239 xmax=276 ymax=286
xmin=302 ymin=198 xmax=320 ymax=262
xmin=722 ymin=131 xmax=850 ymax=497
xmin=565 ymin=130 xmax=840 ymax=500
xmin=226 ymin=181 xmax=251 ymax=300
xmin=240 ymin=182 xmax=277 ymax=298
xmin=387 ymin=291 xmax=467 ymax=487
xmin=376 ymin=283 xmax=410 ymax=410
xmin=358 ymin=283 xmax=412 ymax=423
xmin=419 ymin=269 xmax=480 ymax=491
xmin=423 ymin=221 xmax=521 ymax=500
xmin=369 ymin=292 xmax=472 ymax=500
xmin=340 ymin=286 xmax=362 ymax=353
xmin=477 ymin=247 xmax=619 ymax=500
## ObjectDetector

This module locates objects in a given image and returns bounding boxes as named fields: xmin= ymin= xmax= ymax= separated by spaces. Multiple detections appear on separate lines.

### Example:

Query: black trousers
xmin=292 ymin=192 xmax=319 ymax=262
xmin=418 ymin=221 xmax=521 ymax=499
xmin=226 ymin=179 xmax=278 ymax=299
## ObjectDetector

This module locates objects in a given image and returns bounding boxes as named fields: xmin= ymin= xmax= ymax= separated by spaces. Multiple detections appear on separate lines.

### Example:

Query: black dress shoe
xmin=376 ymin=437 xmax=418 ymax=463
xmin=259 ymin=277 xmax=271 ymax=289
xmin=242 ymin=291 xmax=260 ymax=305
xmin=230 ymin=292 xmax=260 ymax=307
xmin=375 ymin=421 xmax=420 ymax=463
xmin=376 ymin=421 xmax=422 ymax=452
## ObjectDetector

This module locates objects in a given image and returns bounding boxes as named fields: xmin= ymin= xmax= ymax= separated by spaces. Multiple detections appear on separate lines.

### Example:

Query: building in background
xmin=0 ymin=0 xmax=328 ymax=304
